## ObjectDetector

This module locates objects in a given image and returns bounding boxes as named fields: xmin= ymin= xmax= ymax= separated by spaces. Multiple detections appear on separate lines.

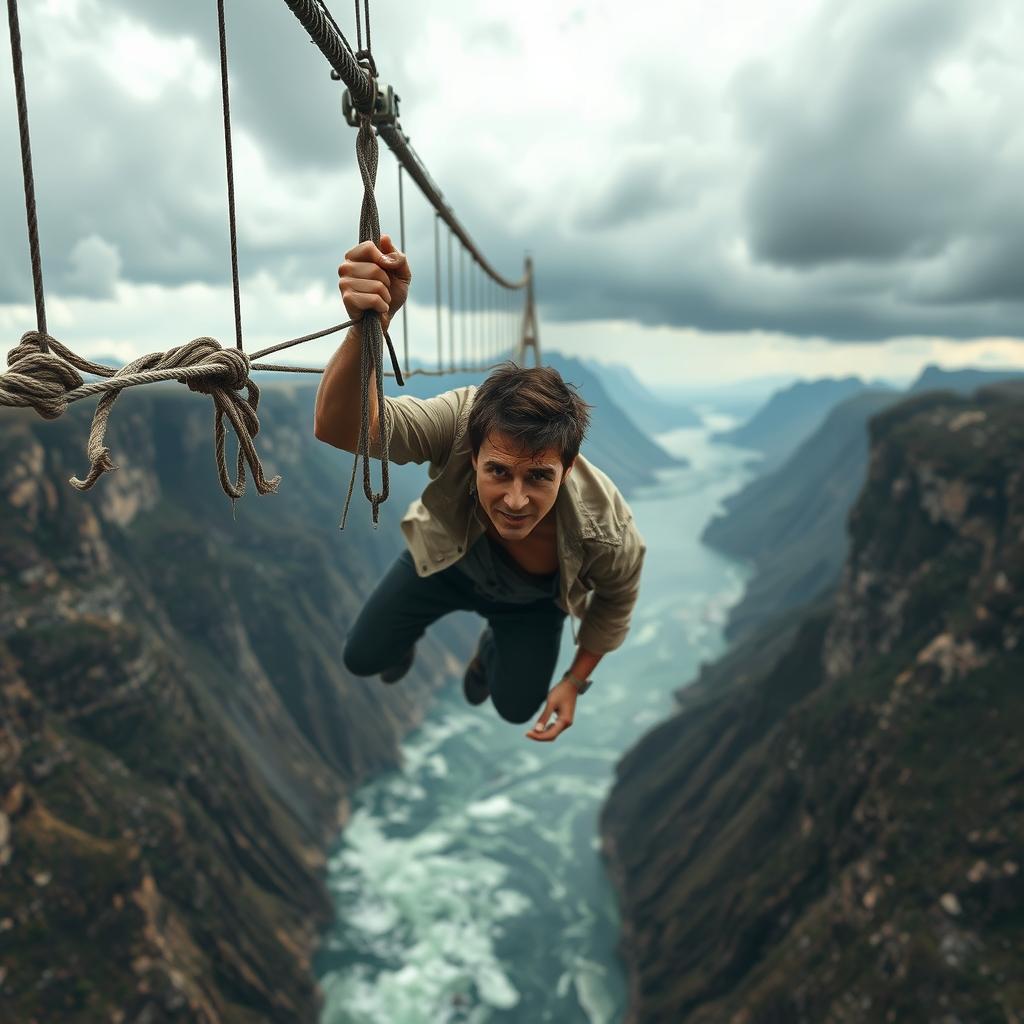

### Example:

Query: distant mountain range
xmin=702 ymin=364 xmax=1024 ymax=640
xmin=653 ymin=373 xmax=801 ymax=416
xmin=711 ymin=375 xmax=882 ymax=474
xmin=580 ymin=359 xmax=702 ymax=436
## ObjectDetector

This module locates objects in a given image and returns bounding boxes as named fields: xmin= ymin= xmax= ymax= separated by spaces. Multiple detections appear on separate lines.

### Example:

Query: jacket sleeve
xmin=576 ymin=517 xmax=647 ymax=656
xmin=366 ymin=389 xmax=463 ymax=466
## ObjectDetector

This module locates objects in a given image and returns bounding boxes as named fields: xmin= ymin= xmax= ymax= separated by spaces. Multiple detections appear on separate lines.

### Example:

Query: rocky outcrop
xmin=0 ymin=384 xmax=472 ymax=1022
xmin=601 ymin=382 xmax=1024 ymax=1023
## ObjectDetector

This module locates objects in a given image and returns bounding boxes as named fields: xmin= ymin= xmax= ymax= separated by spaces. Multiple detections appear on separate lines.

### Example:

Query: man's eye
xmin=489 ymin=467 xmax=549 ymax=482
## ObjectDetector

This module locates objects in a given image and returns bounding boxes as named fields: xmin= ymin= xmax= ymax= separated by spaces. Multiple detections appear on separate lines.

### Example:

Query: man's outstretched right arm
xmin=314 ymin=234 xmax=410 ymax=452
xmin=313 ymin=323 xmax=380 ymax=453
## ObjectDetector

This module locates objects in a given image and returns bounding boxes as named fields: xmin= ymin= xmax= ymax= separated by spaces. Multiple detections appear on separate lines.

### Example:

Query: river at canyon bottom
xmin=315 ymin=408 xmax=758 ymax=1023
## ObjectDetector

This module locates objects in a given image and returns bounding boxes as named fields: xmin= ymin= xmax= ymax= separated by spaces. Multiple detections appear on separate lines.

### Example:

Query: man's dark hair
xmin=467 ymin=361 xmax=593 ymax=470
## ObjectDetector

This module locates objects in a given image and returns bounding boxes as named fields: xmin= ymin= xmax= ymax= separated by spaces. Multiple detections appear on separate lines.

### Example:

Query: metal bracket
xmin=341 ymin=81 xmax=400 ymax=128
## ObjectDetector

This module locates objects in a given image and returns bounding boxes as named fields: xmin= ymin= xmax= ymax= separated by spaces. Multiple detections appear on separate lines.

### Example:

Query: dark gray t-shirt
xmin=454 ymin=532 xmax=560 ymax=604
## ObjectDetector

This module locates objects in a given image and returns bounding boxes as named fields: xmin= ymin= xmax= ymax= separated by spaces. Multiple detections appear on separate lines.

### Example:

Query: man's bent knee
xmin=342 ymin=635 xmax=381 ymax=677
xmin=490 ymin=692 xmax=544 ymax=725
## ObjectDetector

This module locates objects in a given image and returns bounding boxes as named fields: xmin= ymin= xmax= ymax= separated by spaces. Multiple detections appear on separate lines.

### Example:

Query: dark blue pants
xmin=343 ymin=548 xmax=567 ymax=724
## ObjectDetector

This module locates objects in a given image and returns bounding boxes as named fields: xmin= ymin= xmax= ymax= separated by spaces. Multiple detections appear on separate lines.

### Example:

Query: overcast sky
xmin=2 ymin=0 xmax=1023 ymax=390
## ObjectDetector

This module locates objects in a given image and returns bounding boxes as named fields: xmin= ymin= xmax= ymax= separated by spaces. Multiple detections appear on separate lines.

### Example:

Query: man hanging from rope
xmin=314 ymin=235 xmax=646 ymax=743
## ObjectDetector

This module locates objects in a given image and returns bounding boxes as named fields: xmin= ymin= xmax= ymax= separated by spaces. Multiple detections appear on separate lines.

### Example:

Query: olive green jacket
xmin=368 ymin=384 xmax=646 ymax=655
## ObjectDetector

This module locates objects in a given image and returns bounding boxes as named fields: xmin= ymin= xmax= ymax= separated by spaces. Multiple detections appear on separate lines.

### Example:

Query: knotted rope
xmin=1 ymin=332 xmax=280 ymax=501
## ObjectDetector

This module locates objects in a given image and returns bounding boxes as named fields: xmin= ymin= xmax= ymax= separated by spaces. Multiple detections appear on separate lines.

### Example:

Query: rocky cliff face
xmin=0 ymin=384 xmax=470 ymax=1022
xmin=600 ymin=382 xmax=1024 ymax=1023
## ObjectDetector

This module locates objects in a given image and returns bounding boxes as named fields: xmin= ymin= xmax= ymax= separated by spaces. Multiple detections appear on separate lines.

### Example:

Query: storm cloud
xmin=1 ymin=0 xmax=1023 ymax=348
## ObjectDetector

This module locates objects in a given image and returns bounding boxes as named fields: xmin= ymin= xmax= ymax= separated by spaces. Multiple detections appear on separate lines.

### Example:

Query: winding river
xmin=315 ymin=409 xmax=757 ymax=1023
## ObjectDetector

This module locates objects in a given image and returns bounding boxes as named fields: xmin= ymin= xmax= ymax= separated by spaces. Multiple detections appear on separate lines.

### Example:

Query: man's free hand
xmin=525 ymin=678 xmax=577 ymax=742
xmin=338 ymin=233 xmax=411 ymax=332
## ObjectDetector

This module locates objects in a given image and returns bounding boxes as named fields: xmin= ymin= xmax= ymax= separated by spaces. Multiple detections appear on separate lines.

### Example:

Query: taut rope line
xmin=6 ymin=0 xmax=46 ymax=344
xmin=216 ymin=0 xmax=243 ymax=351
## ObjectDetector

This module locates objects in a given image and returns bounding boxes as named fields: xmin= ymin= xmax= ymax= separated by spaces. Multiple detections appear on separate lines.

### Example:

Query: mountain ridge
xmin=599 ymin=380 xmax=1024 ymax=1022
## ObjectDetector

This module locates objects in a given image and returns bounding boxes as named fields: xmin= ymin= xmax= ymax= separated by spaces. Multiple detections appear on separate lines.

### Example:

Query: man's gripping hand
xmin=525 ymin=678 xmax=577 ymax=742
xmin=338 ymin=234 xmax=411 ymax=333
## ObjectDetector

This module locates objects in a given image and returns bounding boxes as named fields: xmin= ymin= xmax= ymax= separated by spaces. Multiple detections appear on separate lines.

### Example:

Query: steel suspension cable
xmin=316 ymin=0 xmax=355 ymax=55
xmin=460 ymin=245 xmax=467 ymax=371
xmin=216 ymin=0 xmax=243 ymax=351
xmin=447 ymin=225 xmax=454 ymax=372
xmin=434 ymin=212 xmax=442 ymax=371
xmin=6 ymin=0 xmax=46 ymax=345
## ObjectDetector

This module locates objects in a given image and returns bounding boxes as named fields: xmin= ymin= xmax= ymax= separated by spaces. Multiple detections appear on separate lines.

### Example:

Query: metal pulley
xmin=339 ymin=80 xmax=400 ymax=128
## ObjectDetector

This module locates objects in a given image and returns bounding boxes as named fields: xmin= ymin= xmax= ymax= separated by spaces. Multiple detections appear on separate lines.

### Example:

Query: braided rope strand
xmin=340 ymin=78 xmax=396 ymax=529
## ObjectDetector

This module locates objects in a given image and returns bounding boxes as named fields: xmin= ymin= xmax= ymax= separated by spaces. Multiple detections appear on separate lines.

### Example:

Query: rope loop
xmin=1 ymin=331 xmax=84 ymax=419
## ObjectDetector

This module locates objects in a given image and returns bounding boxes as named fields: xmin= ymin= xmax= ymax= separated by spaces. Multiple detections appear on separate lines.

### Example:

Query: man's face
xmin=471 ymin=431 xmax=573 ymax=541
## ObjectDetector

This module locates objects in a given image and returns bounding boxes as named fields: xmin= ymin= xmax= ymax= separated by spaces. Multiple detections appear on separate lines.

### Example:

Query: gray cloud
xmin=2 ymin=0 xmax=1023 ymax=346
xmin=0 ymin=57 xmax=229 ymax=300
xmin=737 ymin=0 xmax=981 ymax=267
xmin=65 ymin=234 xmax=122 ymax=299
xmin=569 ymin=150 xmax=710 ymax=233
xmin=98 ymin=0 xmax=348 ymax=170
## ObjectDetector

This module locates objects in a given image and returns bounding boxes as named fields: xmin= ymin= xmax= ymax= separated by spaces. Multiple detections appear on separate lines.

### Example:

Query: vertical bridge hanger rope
xmin=1 ymin=0 xmax=537 ymax=521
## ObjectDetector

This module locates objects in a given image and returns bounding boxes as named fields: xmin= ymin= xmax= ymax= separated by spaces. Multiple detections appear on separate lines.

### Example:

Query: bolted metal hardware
xmin=341 ymin=82 xmax=400 ymax=127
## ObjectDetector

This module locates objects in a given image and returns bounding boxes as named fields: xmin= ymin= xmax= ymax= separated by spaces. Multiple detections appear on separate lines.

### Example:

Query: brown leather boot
xmin=462 ymin=654 xmax=490 ymax=705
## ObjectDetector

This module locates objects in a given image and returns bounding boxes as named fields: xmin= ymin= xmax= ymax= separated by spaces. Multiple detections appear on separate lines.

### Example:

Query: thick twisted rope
xmin=338 ymin=70 xmax=405 ymax=530
xmin=1 ymin=332 xmax=280 ymax=500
